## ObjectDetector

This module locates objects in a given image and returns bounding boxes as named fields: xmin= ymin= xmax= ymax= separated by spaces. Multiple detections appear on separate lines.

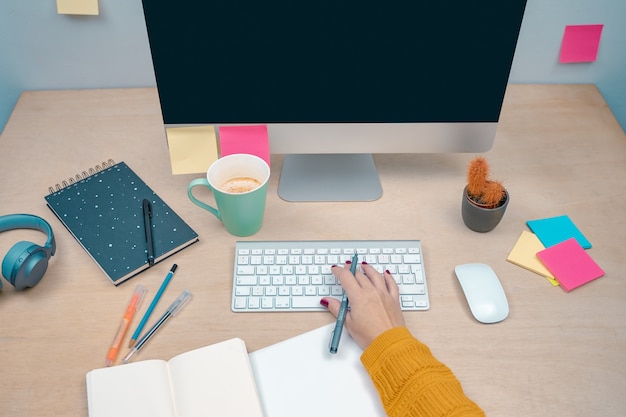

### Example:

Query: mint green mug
xmin=187 ymin=154 xmax=270 ymax=237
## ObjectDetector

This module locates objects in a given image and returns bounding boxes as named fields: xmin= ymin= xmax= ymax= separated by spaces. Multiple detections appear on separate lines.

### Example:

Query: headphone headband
xmin=0 ymin=214 xmax=56 ymax=255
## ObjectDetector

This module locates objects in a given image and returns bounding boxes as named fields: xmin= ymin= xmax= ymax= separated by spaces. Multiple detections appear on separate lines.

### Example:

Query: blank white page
xmin=249 ymin=324 xmax=386 ymax=417
xmin=168 ymin=338 xmax=265 ymax=417
xmin=86 ymin=360 xmax=175 ymax=417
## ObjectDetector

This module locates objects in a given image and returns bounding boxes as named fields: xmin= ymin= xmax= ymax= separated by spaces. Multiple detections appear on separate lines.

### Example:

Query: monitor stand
xmin=277 ymin=154 xmax=383 ymax=202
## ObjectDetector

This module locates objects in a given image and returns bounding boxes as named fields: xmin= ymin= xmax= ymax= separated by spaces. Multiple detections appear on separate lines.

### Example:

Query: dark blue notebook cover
xmin=45 ymin=161 xmax=198 ymax=285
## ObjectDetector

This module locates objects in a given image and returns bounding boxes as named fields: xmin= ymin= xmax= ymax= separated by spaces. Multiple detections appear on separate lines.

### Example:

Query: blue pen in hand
xmin=128 ymin=264 xmax=177 ymax=348
xmin=329 ymin=252 xmax=358 ymax=354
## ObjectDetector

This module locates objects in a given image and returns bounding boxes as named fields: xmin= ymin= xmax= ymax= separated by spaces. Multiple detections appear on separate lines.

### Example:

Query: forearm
xmin=361 ymin=327 xmax=485 ymax=417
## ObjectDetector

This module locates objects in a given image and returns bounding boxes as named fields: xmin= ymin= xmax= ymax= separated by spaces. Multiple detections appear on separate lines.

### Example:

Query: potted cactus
xmin=461 ymin=156 xmax=509 ymax=232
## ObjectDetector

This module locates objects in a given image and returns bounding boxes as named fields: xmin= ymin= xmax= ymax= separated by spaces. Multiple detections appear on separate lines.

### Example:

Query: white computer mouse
xmin=454 ymin=263 xmax=509 ymax=324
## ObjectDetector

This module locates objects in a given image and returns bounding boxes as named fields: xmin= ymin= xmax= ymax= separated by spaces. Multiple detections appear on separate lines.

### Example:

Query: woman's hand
xmin=321 ymin=261 xmax=406 ymax=349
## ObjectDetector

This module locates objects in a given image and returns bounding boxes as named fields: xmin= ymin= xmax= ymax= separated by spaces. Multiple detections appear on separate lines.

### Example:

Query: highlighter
xmin=105 ymin=284 xmax=147 ymax=366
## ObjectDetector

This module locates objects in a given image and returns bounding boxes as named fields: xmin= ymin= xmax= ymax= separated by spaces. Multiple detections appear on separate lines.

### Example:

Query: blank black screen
xmin=141 ymin=0 xmax=527 ymax=124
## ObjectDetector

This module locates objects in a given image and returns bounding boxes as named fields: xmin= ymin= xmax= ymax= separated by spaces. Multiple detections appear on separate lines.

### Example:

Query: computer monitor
xmin=141 ymin=1 xmax=527 ymax=201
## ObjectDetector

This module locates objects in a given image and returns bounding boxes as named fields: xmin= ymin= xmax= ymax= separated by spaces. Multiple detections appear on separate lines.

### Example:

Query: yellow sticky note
xmin=166 ymin=126 xmax=219 ymax=175
xmin=57 ymin=0 xmax=99 ymax=15
xmin=507 ymin=230 xmax=559 ymax=286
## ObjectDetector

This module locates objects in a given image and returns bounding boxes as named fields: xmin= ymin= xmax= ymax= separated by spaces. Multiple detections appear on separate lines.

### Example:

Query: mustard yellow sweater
xmin=361 ymin=327 xmax=485 ymax=417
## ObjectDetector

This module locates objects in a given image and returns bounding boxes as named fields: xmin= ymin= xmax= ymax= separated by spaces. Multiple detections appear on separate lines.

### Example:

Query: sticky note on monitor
xmin=526 ymin=215 xmax=591 ymax=249
xmin=559 ymin=24 xmax=604 ymax=63
xmin=537 ymin=238 xmax=604 ymax=292
xmin=57 ymin=0 xmax=99 ymax=15
xmin=218 ymin=125 xmax=270 ymax=166
xmin=166 ymin=126 xmax=218 ymax=175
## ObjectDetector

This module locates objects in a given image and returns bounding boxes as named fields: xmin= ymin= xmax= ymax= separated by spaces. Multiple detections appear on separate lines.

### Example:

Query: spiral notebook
xmin=45 ymin=160 xmax=199 ymax=285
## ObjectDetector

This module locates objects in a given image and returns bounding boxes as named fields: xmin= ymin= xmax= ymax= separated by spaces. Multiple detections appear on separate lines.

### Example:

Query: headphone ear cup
xmin=2 ymin=241 xmax=49 ymax=290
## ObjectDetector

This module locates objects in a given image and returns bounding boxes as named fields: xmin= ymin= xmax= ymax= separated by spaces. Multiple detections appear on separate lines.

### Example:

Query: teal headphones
xmin=0 ymin=214 xmax=56 ymax=290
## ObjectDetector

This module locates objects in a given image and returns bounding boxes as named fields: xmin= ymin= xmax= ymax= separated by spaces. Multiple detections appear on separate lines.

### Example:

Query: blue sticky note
xmin=526 ymin=215 xmax=591 ymax=249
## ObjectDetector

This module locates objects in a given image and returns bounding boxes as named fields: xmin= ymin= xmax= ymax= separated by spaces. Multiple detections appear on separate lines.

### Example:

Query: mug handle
xmin=187 ymin=178 xmax=221 ymax=220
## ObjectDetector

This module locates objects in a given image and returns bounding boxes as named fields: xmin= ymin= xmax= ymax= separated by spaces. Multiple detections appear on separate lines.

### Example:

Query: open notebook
xmin=87 ymin=325 xmax=386 ymax=417
xmin=86 ymin=338 xmax=264 ymax=417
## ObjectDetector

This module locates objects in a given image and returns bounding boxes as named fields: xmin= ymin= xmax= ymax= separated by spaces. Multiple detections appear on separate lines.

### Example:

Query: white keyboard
xmin=232 ymin=240 xmax=429 ymax=312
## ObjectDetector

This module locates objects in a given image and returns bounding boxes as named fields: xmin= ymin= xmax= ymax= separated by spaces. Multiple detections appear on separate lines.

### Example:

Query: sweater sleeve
xmin=360 ymin=327 xmax=485 ymax=417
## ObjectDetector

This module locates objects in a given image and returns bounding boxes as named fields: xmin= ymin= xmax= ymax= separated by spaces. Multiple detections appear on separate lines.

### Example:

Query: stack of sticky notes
xmin=506 ymin=215 xmax=604 ymax=291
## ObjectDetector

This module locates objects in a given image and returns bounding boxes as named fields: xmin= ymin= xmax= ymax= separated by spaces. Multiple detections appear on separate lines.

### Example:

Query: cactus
xmin=466 ymin=156 xmax=506 ymax=208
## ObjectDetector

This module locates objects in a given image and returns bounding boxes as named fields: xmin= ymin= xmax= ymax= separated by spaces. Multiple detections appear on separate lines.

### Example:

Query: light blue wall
xmin=1 ymin=0 xmax=625 ymax=135
xmin=0 ymin=0 xmax=155 ymax=134
xmin=510 ymin=1 xmax=626 ymax=130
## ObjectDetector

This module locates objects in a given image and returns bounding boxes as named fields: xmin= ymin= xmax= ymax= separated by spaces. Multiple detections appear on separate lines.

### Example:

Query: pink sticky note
xmin=559 ymin=24 xmax=604 ymax=63
xmin=218 ymin=125 xmax=270 ymax=166
xmin=536 ymin=238 xmax=604 ymax=292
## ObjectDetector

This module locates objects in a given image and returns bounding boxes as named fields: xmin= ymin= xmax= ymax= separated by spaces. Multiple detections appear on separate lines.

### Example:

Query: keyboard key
xmin=331 ymin=286 xmax=343 ymax=296
xmin=234 ymin=297 xmax=248 ymax=309
xmin=237 ymin=266 xmax=255 ymax=275
xmin=398 ymin=284 xmax=426 ymax=295
xmin=403 ymin=254 xmax=421 ymax=263
xmin=236 ymin=276 xmax=257 ymax=285
xmin=292 ymin=297 xmax=324 ymax=309
xmin=275 ymin=297 xmax=290 ymax=308
xmin=236 ymin=287 xmax=251 ymax=296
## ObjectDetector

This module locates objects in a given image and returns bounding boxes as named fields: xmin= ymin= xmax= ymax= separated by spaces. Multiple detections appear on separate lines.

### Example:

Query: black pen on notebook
xmin=142 ymin=198 xmax=155 ymax=266
xmin=329 ymin=252 xmax=358 ymax=354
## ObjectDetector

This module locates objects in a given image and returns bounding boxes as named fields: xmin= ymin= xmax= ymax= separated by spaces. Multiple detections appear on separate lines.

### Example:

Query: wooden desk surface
xmin=1 ymin=85 xmax=625 ymax=416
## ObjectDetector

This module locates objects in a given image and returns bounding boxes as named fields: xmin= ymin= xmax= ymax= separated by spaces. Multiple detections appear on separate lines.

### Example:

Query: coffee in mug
xmin=219 ymin=177 xmax=262 ymax=194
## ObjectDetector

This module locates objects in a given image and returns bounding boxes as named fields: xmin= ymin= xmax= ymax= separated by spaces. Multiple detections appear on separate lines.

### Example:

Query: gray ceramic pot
xmin=461 ymin=186 xmax=509 ymax=232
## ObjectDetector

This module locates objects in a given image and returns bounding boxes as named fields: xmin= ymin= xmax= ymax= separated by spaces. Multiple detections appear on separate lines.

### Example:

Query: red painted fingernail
xmin=385 ymin=270 xmax=391 ymax=274
xmin=320 ymin=299 xmax=329 ymax=308
xmin=361 ymin=261 xmax=368 ymax=265
xmin=346 ymin=260 xmax=352 ymax=265
xmin=331 ymin=264 xmax=337 ymax=268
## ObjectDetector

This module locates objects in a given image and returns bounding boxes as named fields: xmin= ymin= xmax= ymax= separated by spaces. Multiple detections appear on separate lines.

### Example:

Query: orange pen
xmin=105 ymin=284 xmax=147 ymax=366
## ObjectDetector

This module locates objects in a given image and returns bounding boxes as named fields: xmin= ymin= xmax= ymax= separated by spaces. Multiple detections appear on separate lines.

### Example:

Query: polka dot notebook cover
xmin=45 ymin=160 xmax=199 ymax=285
